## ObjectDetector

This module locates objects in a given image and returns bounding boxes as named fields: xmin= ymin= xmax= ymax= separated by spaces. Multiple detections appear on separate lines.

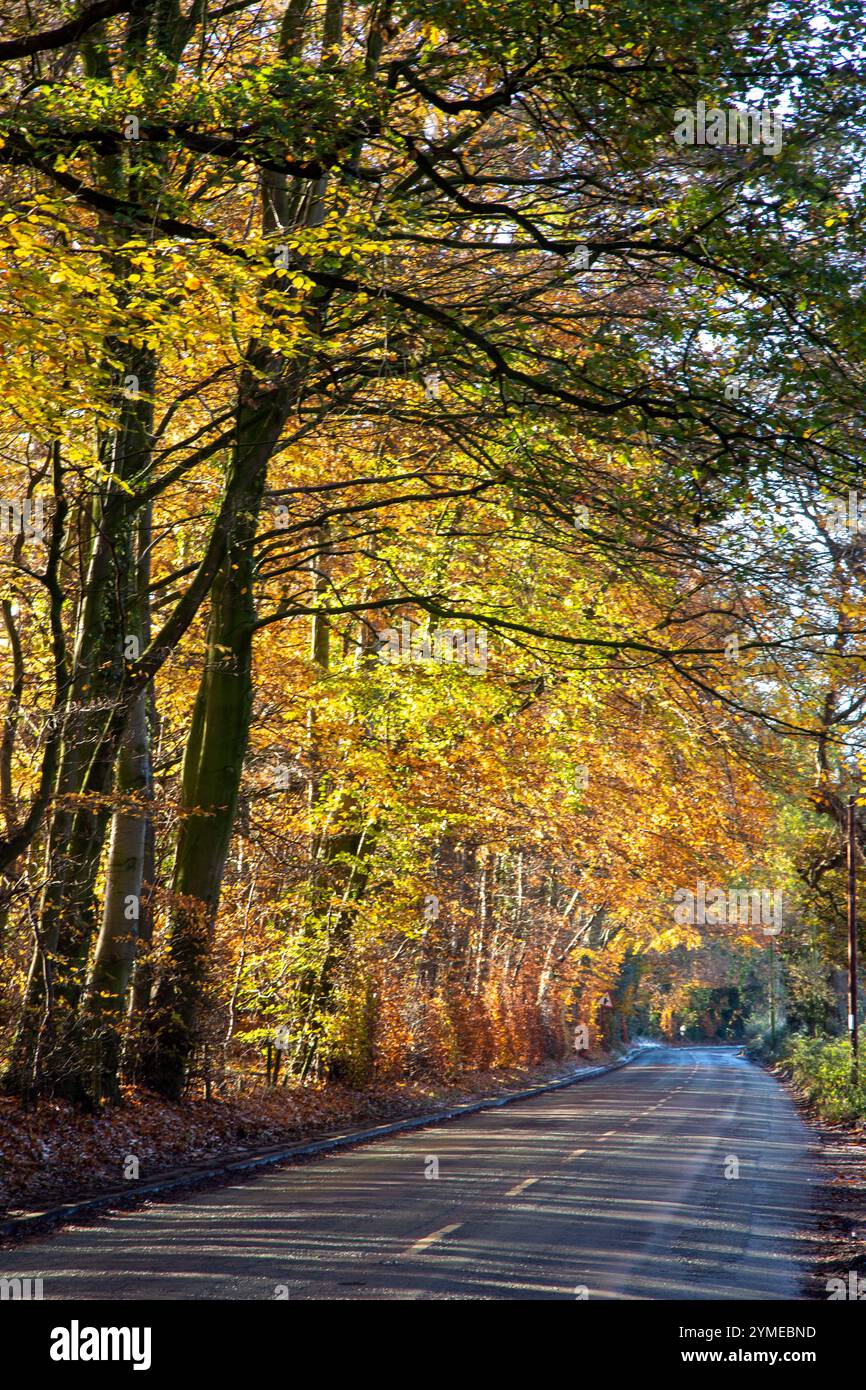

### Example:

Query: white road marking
xmin=401 ymin=1222 xmax=462 ymax=1256
xmin=506 ymin=1177 xmax=538 ymax=1197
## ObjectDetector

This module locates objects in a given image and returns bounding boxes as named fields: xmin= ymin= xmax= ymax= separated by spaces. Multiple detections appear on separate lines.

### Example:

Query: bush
xmin=784 ymin=1034 xmax=866 ymax=1124
xmin=744 ymin=1013 xmax=789 ymax=1065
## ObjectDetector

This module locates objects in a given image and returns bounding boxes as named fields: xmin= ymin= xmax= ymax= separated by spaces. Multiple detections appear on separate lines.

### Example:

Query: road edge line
xmin=0 ymin=1045 xmax=655 ymax=1242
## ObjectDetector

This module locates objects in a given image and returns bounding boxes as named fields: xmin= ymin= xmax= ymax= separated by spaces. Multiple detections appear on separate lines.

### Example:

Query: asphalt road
xmin=1 ymin=1046 xmax=817 ymax=1300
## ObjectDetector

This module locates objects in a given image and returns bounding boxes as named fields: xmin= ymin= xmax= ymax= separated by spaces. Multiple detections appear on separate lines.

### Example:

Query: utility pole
xmin=847 ymin=794 xmax=859 ymax=1081
xmin=769 ymin=936 xmax=776 ymax=1051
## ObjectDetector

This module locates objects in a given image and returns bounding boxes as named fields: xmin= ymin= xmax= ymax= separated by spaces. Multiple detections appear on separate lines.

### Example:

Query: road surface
xmin=1 ymin=1046 xmax=817 ymax=1300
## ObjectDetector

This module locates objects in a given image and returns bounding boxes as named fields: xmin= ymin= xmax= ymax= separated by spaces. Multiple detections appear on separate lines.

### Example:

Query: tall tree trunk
xmin=293 ymin=611 xmax=380 ymax=1080
xmin=126 ymin=499 xmax=159 ymax=1028
xmin=5 ymin=353 xmax=155 ymax=1101
xmin=71 ymin=495 xmax=154 ymax=1101
xmin=136 ymin=0 xmax=351 ymax=1101
xmin=75 ymin=688 xmax=153 ymax=1103
xmin=138 ymin=364 xmax=291 ymax=1099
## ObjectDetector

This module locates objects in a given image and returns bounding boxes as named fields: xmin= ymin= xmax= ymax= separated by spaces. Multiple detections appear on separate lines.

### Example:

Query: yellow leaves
xmin=652 ymin=924 xmax=700 ymax=952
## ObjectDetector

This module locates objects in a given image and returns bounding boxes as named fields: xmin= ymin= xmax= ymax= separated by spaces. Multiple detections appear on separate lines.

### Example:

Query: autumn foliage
xmin=0 ymin=0 xmax=863 ymax=1133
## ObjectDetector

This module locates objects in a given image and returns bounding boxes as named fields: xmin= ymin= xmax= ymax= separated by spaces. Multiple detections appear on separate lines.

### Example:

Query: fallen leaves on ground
xmin=0 ymin=1056 xmax=602 ymax=1217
